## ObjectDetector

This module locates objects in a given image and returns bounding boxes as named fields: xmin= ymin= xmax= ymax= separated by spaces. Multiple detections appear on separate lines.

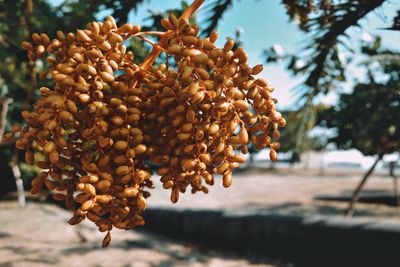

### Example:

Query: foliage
xmin=281 ymin=103 xmax=327 ymax=154
xmin=199 ymin=0 xmax=234 ymax=36
xmin=281 ymin=0 xmax=389 ymax=96
xmin=264 ymin=0 xmax=398 ymax=155
xmin=318 ymin=39 xmax=400 ymax=156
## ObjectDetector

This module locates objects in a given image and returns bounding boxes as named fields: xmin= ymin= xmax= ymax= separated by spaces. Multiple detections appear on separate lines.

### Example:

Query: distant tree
xmin=264 ymin=0 xmax=399 ymax=154
xmin=264 ymin=1 xmax=400 ymax=214
xmin=318 ymin=38 xmax=400 ymax=215
xmin=280 ymin=106 xmax=328 ymax=165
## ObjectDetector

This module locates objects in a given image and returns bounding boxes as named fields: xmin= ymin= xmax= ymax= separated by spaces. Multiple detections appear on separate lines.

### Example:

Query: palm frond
xmin=303 ymin=0 xmax=386 ymax=93
xmin=381 ymin=10 xmax=400 ymax=30
xmin=200 ymin=0 xmax=234 ymax=36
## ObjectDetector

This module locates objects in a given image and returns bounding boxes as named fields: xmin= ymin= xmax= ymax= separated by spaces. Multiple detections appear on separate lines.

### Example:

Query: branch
xmin=181 ymin=0 xmax=205 ymax=21
xmin=200 ymin=0 xmax=234 ymax=36
xmin=383 ymin=9 xmax=400 ymax=30
xmin=275 ymin=1 xmax=386 ymax=159
xmin=304 ymin=0 xmax=386 ymax=92
xmin=133 ymin=31 xmax=166 ymax=37
xmin=345 ymin=154 xmax=383 ymax=216
xmin=11 ymin=150 xmax=25 ymax=207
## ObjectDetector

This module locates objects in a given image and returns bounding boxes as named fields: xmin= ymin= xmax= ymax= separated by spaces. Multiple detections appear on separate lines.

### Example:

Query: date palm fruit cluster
xmin=10 ymin=6 xmax=285 ymax=247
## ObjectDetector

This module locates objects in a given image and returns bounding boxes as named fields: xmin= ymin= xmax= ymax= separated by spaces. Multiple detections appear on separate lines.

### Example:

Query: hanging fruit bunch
xmin=6 ymin=0 xmax=285 ymax=247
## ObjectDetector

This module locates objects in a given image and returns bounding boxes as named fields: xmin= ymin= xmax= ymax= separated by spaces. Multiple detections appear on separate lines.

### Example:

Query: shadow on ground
xmin=0 ymin=201 xmax=287 ymax=267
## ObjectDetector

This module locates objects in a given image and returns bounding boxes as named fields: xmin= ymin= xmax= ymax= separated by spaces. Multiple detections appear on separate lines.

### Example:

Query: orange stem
xmin=133 ymin=31 xmax=166 ymax=37
xmin=137 ymin=35 xmax=166 ymax=52
xmin=139 ymin=0 xmax=205 ymax=70
xmin=127 ymin=0 xmax=204 ymax=91
xmin=181 ymin=0 xmax=205 ymax=20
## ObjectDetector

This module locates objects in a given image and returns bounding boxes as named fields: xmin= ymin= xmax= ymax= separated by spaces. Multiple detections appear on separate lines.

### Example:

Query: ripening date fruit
xmin=10 ymin=0 xmax=284 ymax=247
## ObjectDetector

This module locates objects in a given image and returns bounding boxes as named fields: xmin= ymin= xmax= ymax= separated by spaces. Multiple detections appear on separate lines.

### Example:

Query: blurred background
xmin=0 ymin=0 xmax=400 ymax=266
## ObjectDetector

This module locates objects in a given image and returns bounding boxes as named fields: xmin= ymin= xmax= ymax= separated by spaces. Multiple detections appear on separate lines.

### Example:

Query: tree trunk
xmin=388 ymin=162 xmax=399 ymax=206
xmin=11 ymin=151 xmax=25 ymax=206
xmin=0 ymin=99 xmax=18 ymax=196
xmin=248 ymin=153 xmax=254 ymax=168
xmin=392 ymin=175 xmax=400 ymax=206
xmin=345 ymin=155 xmax=382 ymax=217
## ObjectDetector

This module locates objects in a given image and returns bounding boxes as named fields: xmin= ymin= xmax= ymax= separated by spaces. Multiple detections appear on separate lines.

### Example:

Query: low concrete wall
xmin=142 ymin=208 xmax=400 ymax=266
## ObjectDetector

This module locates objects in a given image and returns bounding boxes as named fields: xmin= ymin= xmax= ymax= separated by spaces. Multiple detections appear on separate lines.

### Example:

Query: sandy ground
xmin=1 ymin=169 xmax=400 ymax=267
